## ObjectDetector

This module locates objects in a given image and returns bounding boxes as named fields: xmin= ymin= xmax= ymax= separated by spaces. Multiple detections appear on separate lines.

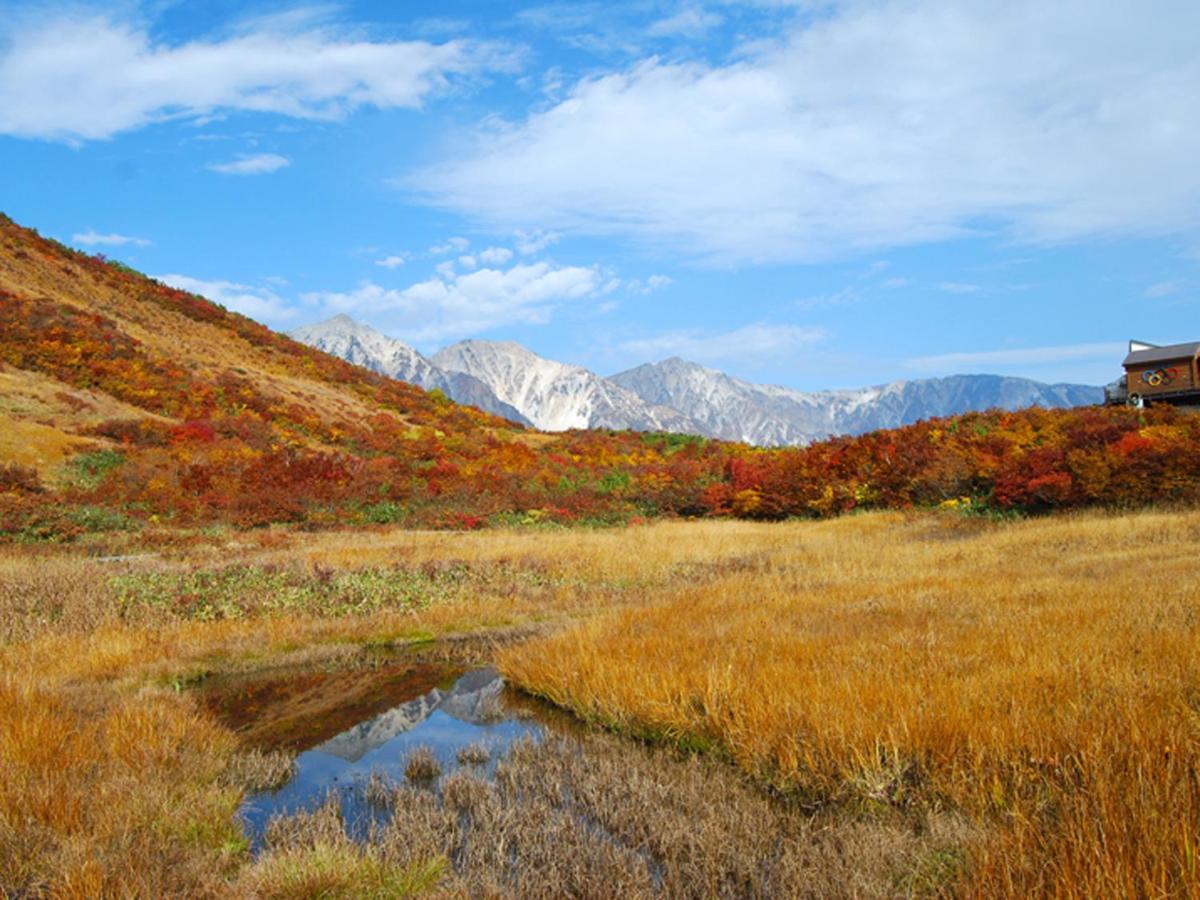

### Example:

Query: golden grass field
xmin=2 ymin=511 xmax=1198 ymax=896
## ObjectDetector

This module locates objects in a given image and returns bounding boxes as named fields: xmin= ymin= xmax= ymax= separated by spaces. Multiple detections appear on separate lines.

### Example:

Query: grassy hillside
xmin=2 ymin=210 xmax=1199 ymax=541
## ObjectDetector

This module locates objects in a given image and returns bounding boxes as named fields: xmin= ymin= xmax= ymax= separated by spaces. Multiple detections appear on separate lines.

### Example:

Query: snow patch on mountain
xmin=611 ymin=357 xmax=1102 ymax=445
xmin=292 ymin=315 xmax=1102 ymax=446
xmin=289 ymin=315 xmax=530 ymax=425
xmin=432 ymin=340 xmax=696 ymax=433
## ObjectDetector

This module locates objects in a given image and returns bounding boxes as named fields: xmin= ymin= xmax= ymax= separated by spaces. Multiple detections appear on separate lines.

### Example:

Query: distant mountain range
xmin=291 ymin=315 xmax=1102 ymax=446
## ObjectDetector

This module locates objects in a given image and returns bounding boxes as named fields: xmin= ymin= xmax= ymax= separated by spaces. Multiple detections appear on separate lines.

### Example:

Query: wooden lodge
xmin=1121 ymin=339 xmax=1200 ymax=406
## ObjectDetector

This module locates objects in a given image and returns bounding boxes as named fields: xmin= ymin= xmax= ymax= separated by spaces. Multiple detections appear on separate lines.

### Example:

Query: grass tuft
xmin=404 ymin=746 xmax=442 ymax=783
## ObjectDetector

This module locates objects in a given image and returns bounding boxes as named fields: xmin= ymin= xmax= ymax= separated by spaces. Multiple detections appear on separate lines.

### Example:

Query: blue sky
xmin=2 ymin=0 xmax=1198 ymax=390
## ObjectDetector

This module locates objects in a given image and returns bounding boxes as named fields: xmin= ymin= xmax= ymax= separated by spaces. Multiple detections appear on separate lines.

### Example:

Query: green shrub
xmin=64 ymin=449 xmax=125 ymax=489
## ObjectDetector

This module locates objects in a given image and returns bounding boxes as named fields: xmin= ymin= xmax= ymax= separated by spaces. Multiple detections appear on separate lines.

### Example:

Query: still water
xmin=201 ymin=662 xmax=549 ymax=847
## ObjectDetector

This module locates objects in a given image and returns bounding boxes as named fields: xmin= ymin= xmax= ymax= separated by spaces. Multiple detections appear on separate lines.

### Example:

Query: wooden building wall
xmin=1126 ymin=356 xmax=1200 ymax=395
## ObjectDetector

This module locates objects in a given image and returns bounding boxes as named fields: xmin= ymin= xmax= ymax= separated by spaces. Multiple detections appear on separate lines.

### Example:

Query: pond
xmin=201 ymin=661 xmax=551 ymax=848
xmin=199 ymin=654 xmax=953 ymax=897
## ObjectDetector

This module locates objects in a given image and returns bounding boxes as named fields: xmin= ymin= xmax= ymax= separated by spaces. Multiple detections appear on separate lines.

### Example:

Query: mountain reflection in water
xmin=206 ymin=665 xmax=544 ymax=847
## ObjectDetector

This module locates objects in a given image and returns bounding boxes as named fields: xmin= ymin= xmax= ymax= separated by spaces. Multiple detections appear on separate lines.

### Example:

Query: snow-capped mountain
xmin=291 ymin=315 xmax=1102 ymax=445
xmin=290 ymin=314 xmax=438 ymax=384
xmin=610 ymin=357 xmax=1102 ymax=445
xmin=432 ymin=340 xmax=697 ymax=433
xmin=315 ymin=668 xmax=507 ymax=763
xmin=289 ymin=315 xmax=530 ymax=425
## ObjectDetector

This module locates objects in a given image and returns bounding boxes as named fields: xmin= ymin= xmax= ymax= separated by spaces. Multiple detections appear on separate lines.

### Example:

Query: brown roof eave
xmin=1122 ymin=342 xmax=1200 ymax=367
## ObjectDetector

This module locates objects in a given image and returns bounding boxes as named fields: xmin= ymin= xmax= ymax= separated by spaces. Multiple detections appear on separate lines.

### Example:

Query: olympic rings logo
xmin=1141 ymin=367 xmax=1178 ymax=387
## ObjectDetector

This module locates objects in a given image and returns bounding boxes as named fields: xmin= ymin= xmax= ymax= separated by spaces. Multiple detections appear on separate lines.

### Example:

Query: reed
xmin=2 ymin=510 xmax=1196 ymax=894
xmin=500 ymin=509 xmax=1200 ymax=896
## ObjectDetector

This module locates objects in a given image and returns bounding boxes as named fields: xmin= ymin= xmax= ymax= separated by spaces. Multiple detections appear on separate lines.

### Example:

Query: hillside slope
xmin=0 ymin=212 xmax=733 ymax=531
xmin=0 ymin=211 xmax=1196 ymax=537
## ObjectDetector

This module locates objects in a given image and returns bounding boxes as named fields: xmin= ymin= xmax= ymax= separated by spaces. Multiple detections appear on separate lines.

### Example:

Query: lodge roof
xmin=1123 ymin=341 xmax=1200 ymax=367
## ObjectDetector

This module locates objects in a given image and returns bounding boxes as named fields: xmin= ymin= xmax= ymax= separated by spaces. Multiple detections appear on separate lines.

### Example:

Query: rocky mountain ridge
xmin=291 ymin=315 xmax=1103 ymax=445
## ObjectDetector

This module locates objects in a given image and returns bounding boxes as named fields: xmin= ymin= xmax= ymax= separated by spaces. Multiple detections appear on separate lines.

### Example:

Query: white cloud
xmin=72 ymin=230 xmax=150 ymax=247
xmin=206 ymin=152 xmax=290 ymax=175
xmin=648 ymin=6 xmax=724 ymax=37
xmin=626 ymin=273 xmax=674 ymax=294
xmin=458 ymin=254 xmax=477 ymax=269
xmin=157 ymin=273 xmax=298 ymax=323
xmin=478 ymin=246 xmax=514 ymax=264
xmin=413 ymin=1 xmax=1200 ymax=264
xmin=906 ymin=342 xmax=1124 ymax=373
xmin=620 ymin=323 xmax=825 ymax=363
xmin=938 ymin=281 xmax=981 ymax=294
xmin=303 ymin=260 xmax=604 ymax=341
xmin=513 ymin=230 xmax=559 ymax=255
xmin=0 ymin=12 xmax=514 ymax=142
xmin=430 ymin=236 xmax=470 ymax=255
xmin=375 ymin=255 xmax=407 ymax=269
xmin=1144 ymin=280 xmax=1181 ymax=299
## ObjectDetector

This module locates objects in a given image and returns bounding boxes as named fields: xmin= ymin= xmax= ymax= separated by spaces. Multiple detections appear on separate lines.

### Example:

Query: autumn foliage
xmin=2 ymin=211 xmax=1198 ymax=539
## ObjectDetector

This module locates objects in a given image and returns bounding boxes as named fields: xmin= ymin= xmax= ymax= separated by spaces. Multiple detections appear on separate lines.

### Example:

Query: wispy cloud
xmin=626 ymin=273 xmax=673 ymax=294
xmin=72 ymin=230 xmax=150 ymax=247
xmin=413 ymin=0 xmax=1200 ymax=264
xmin=206 ymin=153 xmax=290 ymax=176
xmin=158 ymin=274 xmax=298 ymax=322
xmin=374 ymin=255 xmax=407 ymax=269
xmin=429 ymin=237 xmax=470 ymax=255
xmin=795 ymin=259 xmax=901 ymax=310
xmin=906 ymin=342 xmax=1124 ymax=373
xmin=620 ymin=323 xmax=825 ymax=363
xmin=514 ymin=231 xmax=559 ymax=255
xmin=0 ymin=11 xmax=516 ymax=142
xmin=1144 ymin=280 xmax=1181 ymax=299
xmin=478 ymin=246 xmax=514 ymax=265
xmin=303 ymin=260 xmax=606 ymax=341
xmin=648 ymin=6 xmax=724 ymax=37
xmin=938 ymin=281 xmax=982 ymax=294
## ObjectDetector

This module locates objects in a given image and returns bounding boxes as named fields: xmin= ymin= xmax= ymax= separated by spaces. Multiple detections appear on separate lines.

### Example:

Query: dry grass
xmin=404 ymin=746 xmax=443 ymax=782
xmin=221 ymin=748 xmax=298 ymax=794
xmin=0 ymin=519 xmax=784 ymax=895
xmin=500 ymin=509 xmax=1200 ymax=897
xmin=244 ymin=799 xmax=446 ymax=899
xmin=0 ymin=519 xmax=784 ymax=646
xmin=0 ymin=675 xmax=245 ymax=896
xmin=267 ymin=732 xmax=970 ymax=898
xmin=456 ymin=742 xmax=490 ymax=766
xmin=0 ymin=365 xmax=156 ymax=477
xmin=2 ymin=511 xmax=1197 ymax=895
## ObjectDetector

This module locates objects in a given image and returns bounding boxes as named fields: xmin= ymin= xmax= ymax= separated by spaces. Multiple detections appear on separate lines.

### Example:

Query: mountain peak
xmin=292 ymin=319 xmax=1102 ymax=446
xmin=433 ymin=339 xmax=690 ymax=432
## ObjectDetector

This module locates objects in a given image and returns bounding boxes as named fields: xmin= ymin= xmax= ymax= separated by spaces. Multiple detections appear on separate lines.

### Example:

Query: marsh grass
xmin=404 ymin=746 xmax=442 ymax=782
xmin=0 ymin=519 xmax=771 ymax=646
xmin=268 ymin=732 xmax=969 ymax=898
xmin=2 ymin=512 xmax=1196 ymax=895
xmin=246 ymin=799 xmax=446 ymax=899
xmin=501 ymin=509 xmax=1200 ymax=897
xmin=222 ymin=748 xmax=299 ymax=794
xmin=456 ymin=742 xmax=490 ymax=766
